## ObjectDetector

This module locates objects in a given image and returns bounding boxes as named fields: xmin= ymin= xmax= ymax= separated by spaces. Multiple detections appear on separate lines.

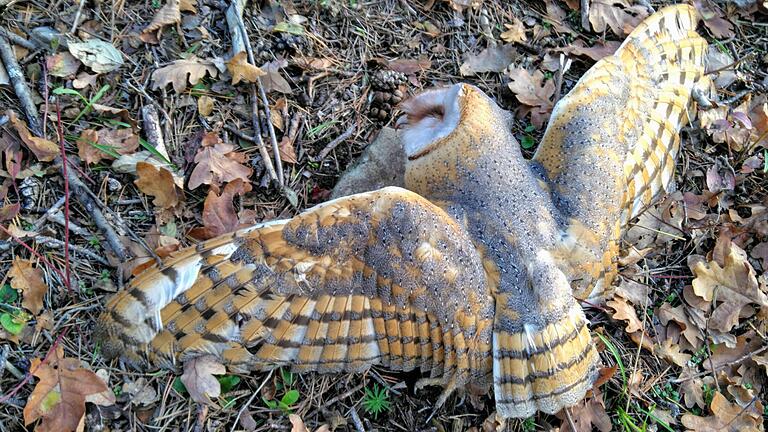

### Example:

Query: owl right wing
xmin=532 ymin=4 xmax=710 ymax=300
xmin=95 ymin=187 xmax=494 ymax=393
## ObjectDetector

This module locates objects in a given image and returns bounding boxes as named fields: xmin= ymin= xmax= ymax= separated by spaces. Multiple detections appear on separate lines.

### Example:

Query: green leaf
xmin=524 ymin=124 xmax=536 ymax=133
xmin=280 ymin=368 xmax=294 ymax=387
xmin=138 ymin=138 xmax=175 ymax=167
xmin=274 ymin=22 xmax=305 ymax=35
xmin=217 ymin=375 xmax=241 ymax=393
xmin=281 ymin=389 xmax=300 ymax=406
xmin=521 ymin=135 xmax=535 ymax=149
xmin=0 ymin=284 xmax=19 ymax=303
xmin=172 ymin=377 xmax=188 ymax=395
xmin=0 ymin=313 xmax=24 ymax=335
xmin=53 ymin=87 xmax=88 ymax=104
xmin=263 ymin=397 xmax=278 ymax=409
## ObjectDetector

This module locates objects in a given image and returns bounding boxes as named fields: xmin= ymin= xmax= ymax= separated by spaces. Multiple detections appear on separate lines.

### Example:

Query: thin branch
xmin=312 ymin=124 xmax=357 ymax=162
xmin=0 ymin=32 xmax=42 ymax=136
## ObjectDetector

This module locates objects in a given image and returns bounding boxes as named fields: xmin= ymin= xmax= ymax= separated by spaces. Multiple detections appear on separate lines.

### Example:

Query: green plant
xmin=361 ymin=383 xmax=391 ymax=419
xmin=522 ymin=417 xmax=536 ymax=432
xmin=520 ymin=124 xmax=536 ymax=149
xmin=53 ymin=84 xmax=110 ymax=123
xmin=263 ymin=368 xmax=300 ymax=414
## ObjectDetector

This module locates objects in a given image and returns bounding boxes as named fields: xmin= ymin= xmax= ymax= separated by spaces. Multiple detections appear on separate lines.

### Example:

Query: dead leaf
xmin=135 ymin=162 xmax=181 ymax=209
xmin=188 ymin=179 xmax=252 ymax=239
xmin=151 ymin=57 xmax=219 ymax=93
xmin=557 ymin=395 xmax=611 ymax=432
xmin=545 ymin=1 xmax=576 ymax=35
xmin=98 ymin=127 xmax=140 ymax=157
xmin=507 ymin=68 xmax=555 ymax=128
xmin=46 ymin=52 xmax=80 ymax=77
xmin=696 ymin=1 xmax=735 ymax=38
xmin=260 ymin=60 xmax=292 ymax=94
xmin=278 ymin=137 xmax=297 ymax=164
xmin=289 ymin=414 xmax=330 ymax=432
xmin=72 ymin=72 xmax=99 ymax=89
xmin=123 ymin=378 xmax=159 ymax=406
xmin=77 ymin=130 xmax=103 ymax=164
xmin=7 ymin=111 xmax=59 ymax=162
xmin=67 ymin=39 xmax=123 ymax=73
xmin=500 ymin=17 xmax=527 ymax=43
xmin=558 ymin=39 xmax=620 ymax=62
xmin=198 ymin=95 xmax=214 ymax=116
xmin=8 ymin=258 xmax=47 ymax=315
xmin=678 ymin=367 xmax=707 ymax=409
xmin=385 ymin=57 xmax=432 ymax=74
xmin=681 ymin=391 xmax=763 ymax=432
xmin=655 ymin=338 xmax=691 ymax=367
xmin=607 ymin=295 xmax=644 ymax=334
xmin=589 ymin=0 xmax=649 ymax=36
xmin=140 ymin=0 xmax=181 ymax=43
xmin=24 ymin=347 xmax=115 ymax=430
xmin=227 ymin=51 xmax=266 ymax=85
xmin=188 ymin=132 xmax=253 ymax=189
xmin=689 ymin=243 xmax=768 ymax=333
xmin=459 ymin=44 xmax=517 ymax=76
xmin=180 ymin=355 xmax=226 ymax=405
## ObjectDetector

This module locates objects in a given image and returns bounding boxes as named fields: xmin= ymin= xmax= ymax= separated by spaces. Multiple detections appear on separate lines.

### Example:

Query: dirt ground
xmin=0 ymin=0 xmax=767 ymax=431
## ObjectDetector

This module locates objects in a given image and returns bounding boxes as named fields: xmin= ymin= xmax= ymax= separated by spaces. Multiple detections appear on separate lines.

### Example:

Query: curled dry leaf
xmin=681 ymin=391 xmax=763 ymax=432
xmin=500 ymin=17 xmax=526 ymax=44
xmin=151 ymin=57 xmax=219 ymax=93
xmin=589 ymin=0 xmax=649 ymax=36
xmin=260 ymin=60 xmax=292 ymax=94
xmin=459 ymin=44 xmax=517 ymax=76
xmin=67 ymin=39 xmax=124 ymax=73
xmin=180 ymin=355 xmax=226 ymax=405
xmin=227 ymin=51 xmax=266 ymax=85
xmin=655 ymin=338 xmax=691 ymax=367
xmin=188 ymin=132 xmax=253 ymax=189
xmin=689 ymin=243 xmax=768 ymax=333
xmin=7 ymin=111 xmax=59 ymax=162
xmin=140 ymin=0 xmax=181 ymax=43
xmin=198 ymin=95 xmax=214 ymax=116
xmin=289 ymin=414 xmax=331 ymax=432
xmin=544 ymin=1 xmax=576 ymax=35
xmin=8 ymin=258 xmax=47 ymax=315
xmin=46 ymin=52 xmax=80 ymax=78
xmin=135 ymin=161 xmax=181 ymax=209
xmin=606 ymin=295 xmax=645 ymax=334
xmin=188 ymin=179 xmax=252 ymax=240
xmin=507 ymin=68 xmax=555 ymax=128
xmin=557 ymin=395 xmax=611 ymax=432
xmin=557 ymin=39 xmax=621 ymax=62
xmin=24 ymin=347 xmax=115 ymax=431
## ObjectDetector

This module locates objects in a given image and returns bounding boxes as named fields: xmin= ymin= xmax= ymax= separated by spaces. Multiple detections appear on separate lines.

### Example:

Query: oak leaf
xmin=24 ymin=347 xmax=115 ymax=431
xmin=140 ymin=0 xmax=181 ymax=43
xmin=459 ymin=44 xmax=517 ymax=76
xmin=588 ymin=0 xmax=648 ymax=36
xmin=500 ymin=17 xmax=527 ymax=44
xmin=151 ymin=57 xmax=219 ymax=93
xmin=188 ymin=132 xmax=252 ymax=189
xmin=188 ymin=179 xmax=252 ymax=239
xmin=135 ymin=162 xmax=181 ymax=209
xmin=507 ymin=68 xmax=554 ymax=128
xmin=7 ymin=111 xmax=59 ymax=162
xmin=8 ymin=258 xmax=47 ymax=315
xmin=689 ymin=243 xmax=768 ymax=333
xmin=681 ymin=391 xmax=763 ymax=432
xmin=180 ymin=355 xmax=226 ymax=405
xmin=558 ymin=395 xmax=611 ymax=432
xmin=655 ymin=338 xmax=691 ymax=367
xmin=77 ymin=127 xmax=141 ymax=165
xmin=260 ymin=60 xmax=292 ymax=94
xmin=606 ymin=295 xmax=644 ymax=334
xmin=226 ymin=51 xmax=266 ymax=85
xmin=76 ymin=129 xmax=102 ymax=165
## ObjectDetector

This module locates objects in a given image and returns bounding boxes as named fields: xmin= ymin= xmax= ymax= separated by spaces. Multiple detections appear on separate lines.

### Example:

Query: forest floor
xmin=0 ymin=0 xmax=767 ymax=431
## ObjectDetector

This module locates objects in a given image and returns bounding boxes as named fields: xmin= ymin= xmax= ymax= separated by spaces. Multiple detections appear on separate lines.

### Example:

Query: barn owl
xmin=96 ymin=4 xmax=709 ymax=419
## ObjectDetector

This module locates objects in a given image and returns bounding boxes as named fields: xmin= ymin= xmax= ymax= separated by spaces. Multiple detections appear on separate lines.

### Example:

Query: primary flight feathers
xmin=96 ymin=4 xmax=708 ymax=419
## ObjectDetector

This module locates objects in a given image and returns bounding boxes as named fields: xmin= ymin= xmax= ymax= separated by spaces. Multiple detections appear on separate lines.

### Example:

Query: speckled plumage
xmin=96 ymin=5 xmax=708 ymax=420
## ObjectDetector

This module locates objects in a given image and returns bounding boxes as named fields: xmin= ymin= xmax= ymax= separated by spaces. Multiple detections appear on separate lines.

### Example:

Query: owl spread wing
xmin=533 ymin=4 xmax=710 ymax=300
xmin=96 ymin=187 xmax=494 ymax=393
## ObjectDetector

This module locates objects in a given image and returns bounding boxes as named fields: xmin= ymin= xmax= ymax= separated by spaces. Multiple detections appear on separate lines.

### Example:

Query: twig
xmin=58 ymin=157 xmax=129 ymax=261
xmin=231 ymin=369 xmax=274 ymax=432
xmin=672 ymin=344 xmax=768 ymax=383
xmin=312 ymin=124 xmax=357 ymax=162
xmin=0 ymin=27 xmax=35 ymax=50
xmin=705 ymin=52 xmax=754 ymax=76
xmin=54 ymin=97 xmax=73 ymax=294
xmin=348 ymin=405 xmax=366 ymax=432
xmin=32 ymin=235 xmax=111 ymax=266
xmin=580 ymin=0 xmax=590 ymax=31
xmin=46 ymin=212 xmax=93 ymax=238
xmin=31 ymin=196 xmax=66 ymax=231
xmin=0 ymin=32 xmax=42 ymax=136
xmin=70 ymin=0 xmax=87 ymax=34
xmin=141 ymin=105 xmax=172 ymax=163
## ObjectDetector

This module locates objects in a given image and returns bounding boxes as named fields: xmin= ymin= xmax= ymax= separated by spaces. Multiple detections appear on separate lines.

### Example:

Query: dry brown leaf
xmin=227 ymin=51 xmax=266 ymax=85
xmin=24 ymin=347 xmax=115 ymax=431
xmin=545 ymin=1 xmax=576 ymax=35
xmin=188 ymin=179 xmax=252 ymax=240
xmin=681 ymin=391 xmax=763 ymax=432
xmin=140 ymin=0 xmax=181 ymax=43
xmin=500 ymin=17 xmax=527 ymax=43
xmin=459 ymin=44 xmax=517 ymax=76
xmin=696 ymin=1 xmax=735 ymax=38
xmin=507 ymin=68 xmax=555 ymax=128
xmin=135 ymin=162 xmax=181 ymax=209
xmin=279 ymin=137 xmax=298 ymax=164
xmin=8 ymin=258 xmax=47 ymax=315
xmin=607 ymin=295 xmax=644 ymax=334
xmin=657 ymin=303 xmax=701 ymax=348
xmin=385 ymin=57 xmax=432 ymax=74
xmin=655 ymin=338 xmax=691 ymax=367
xmin=198 ymin=95 xmax=214 ymax=116
xmin=180 ymin=355 xmax=226 ymax=405
xmin=589 ymin=0 xmax=649 ymax=36
xmin=689 ymin=243 xmax=768 ymax=333
xmin=557 ymin=395 xmax=611 ymax=432
xmin=7 ymin=111 xmax=59 ymax=162
xmin=67 ymin=39 xmax=123 ymax=73
xmin=179 ymin=0 xmax=197 ymax=12
xmin=76 ymin=129 xmax=103 ymax=165
xmin=72 ymin=72 xmax=99 ymax=89
xmin=558 ymin=39 xmax=620 ymax=61
xmin=151 ymin=57 xmax=219 ymax=93
xmin=99 ymin=127 xmax=140 ymax=157
xmin=46 ymin=52 xmax=80 ymax=78
xmin=260 ymin=60 xmax=292 ymax=94
xmin=289 ymin=414 xmax=330 ymax=432
xmin=188 ymin=132 xmax=253 ymax=189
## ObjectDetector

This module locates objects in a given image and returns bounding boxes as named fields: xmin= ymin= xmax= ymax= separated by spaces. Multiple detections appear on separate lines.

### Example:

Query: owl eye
xmin=397 ymin=84 xmax=464 ymax=160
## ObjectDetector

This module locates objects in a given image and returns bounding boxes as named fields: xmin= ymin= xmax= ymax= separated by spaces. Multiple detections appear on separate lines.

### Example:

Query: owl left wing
xmin=96 ymin=187 xmax=494 ymax=392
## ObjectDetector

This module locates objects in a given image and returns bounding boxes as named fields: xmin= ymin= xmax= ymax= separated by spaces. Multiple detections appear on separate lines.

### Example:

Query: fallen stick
xmin=0 ymin=32 xmax=42 ymax=136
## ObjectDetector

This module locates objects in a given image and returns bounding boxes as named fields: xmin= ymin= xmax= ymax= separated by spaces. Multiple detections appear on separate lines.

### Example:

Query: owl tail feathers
xmin=492 ymin=304 xmax=600 ymax=419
